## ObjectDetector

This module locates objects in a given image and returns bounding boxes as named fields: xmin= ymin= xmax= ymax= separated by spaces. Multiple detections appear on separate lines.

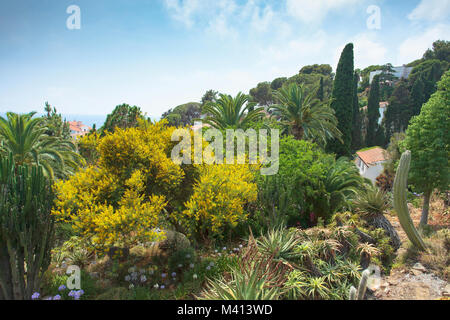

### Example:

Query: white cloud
xmin=397 ymin=24 xmax=450 ymax=64
xmin=164 ymin=0 xmax=279 ymax=37
xmin=331 ymin=33 xmax=387 ymax=69
xmin=286 ymin=0 xmax=359 ymax=24
xmin=164 ymin=0 xmax=200 ymax=27
xmin=408 ymin=0 xmax=450 ymax=22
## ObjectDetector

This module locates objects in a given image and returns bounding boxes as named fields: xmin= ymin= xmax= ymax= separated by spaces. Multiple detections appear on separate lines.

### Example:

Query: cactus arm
xmin=357 ymin=269 xmax=370 ymax=300
xmin=393 ymin=151 xmax=426 ymax=251
xmin=349 ymin=286 xmax=357 ymax=300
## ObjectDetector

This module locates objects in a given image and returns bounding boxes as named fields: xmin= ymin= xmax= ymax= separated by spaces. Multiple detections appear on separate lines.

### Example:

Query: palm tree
xmin=0 ymin=112 xmax=83 ymax=179
xmin=322 ymin=158 xmax=368 ymax=214
xmin=201 ymin=92 xmax=265 ymax=130
xmin=270 ymin=83 xmax=342 ymax=144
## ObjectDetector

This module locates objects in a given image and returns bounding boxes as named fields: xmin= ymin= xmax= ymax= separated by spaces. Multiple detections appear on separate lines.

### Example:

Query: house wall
xmin=356 ymin=158 xmax=385 ymax=183
xmin=363 ymin=162 xmax=385 ymax=183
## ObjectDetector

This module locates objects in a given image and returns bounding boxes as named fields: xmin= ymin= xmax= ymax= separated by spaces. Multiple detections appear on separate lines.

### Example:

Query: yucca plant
xmin=0 ymin=153 xmax=55 ymax=300
xmin=353 ymin=185 xmax=401 ymax=250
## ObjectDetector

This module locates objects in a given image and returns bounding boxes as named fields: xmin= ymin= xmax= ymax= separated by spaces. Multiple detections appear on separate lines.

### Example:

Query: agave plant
xmin=200 ymin=242 xmax=288 ymax=300
xmin=304 ymin=276 xmax=331 ymax=300
xmin=356 ymin=243 xmax=381 ymax=269
xmin=353 ymin=185 xmax=401 ymax=250
xmin=256 ymin=228 xmax=301 ymax=265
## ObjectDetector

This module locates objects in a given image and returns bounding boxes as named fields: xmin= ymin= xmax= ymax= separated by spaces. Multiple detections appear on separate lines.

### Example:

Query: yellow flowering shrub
xmin=77 ymin=131 xmax=100 ymax=165
xmin=53 ymin=121 xmax=187 ymax=251
xmin=69 ymin=171 xmax=167 ymax=250
xmin=53 ymin=120 xmax=258 ymax=248
xmin=98 ymin=124 xmax=184 ymax=195
xmin=177 ymin=163 xmax=258 ymax=241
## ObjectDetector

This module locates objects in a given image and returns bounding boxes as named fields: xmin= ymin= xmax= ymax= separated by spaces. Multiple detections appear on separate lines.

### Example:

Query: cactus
xmin=393 ymin=151 xmax=426 ymax=251
xmin=0 ymin=154 xmax=55 ymax=300
xmin=349 ymin=269 xmax=370 ymax=300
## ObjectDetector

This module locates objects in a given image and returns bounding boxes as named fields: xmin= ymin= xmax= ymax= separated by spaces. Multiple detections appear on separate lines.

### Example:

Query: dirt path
xmin=370 ymin=196 xmax=449 ymax=300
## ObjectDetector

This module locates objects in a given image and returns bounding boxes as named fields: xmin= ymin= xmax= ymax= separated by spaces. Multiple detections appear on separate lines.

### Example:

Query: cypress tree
xmin=366 ymin=75 xmax=380 ymax=146
xmin=351 ymin=72 xmax=362 ymax=151
xmin=318 ymin=77 xmax=324 ymax=101
xmin=410 ymin=77 xmax=425 ymax=117
xmin=328 ymin=43 xmax=354 ymax=157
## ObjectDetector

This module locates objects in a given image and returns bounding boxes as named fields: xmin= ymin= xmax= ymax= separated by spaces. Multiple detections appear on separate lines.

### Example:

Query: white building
xmin=355 ymin=147 xmax=389 ymax=183
xmin=369 ymin=65 xmax=413 ymax=84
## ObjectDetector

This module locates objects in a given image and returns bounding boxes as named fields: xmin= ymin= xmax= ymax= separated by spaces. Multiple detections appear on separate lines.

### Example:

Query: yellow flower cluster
xmin=178 ymin=163 xmax=257 ymax=239
xmin=98 ymin=124 xmax=184 ymax=193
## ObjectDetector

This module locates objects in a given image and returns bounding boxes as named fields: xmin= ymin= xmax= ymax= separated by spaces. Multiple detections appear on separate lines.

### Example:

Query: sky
xmin=0 ymin=0 xmax=449 ymax=119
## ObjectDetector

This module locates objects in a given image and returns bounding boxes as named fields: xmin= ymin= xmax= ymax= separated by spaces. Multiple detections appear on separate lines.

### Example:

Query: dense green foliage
xmin=161 ymin=102 xmax=201 ymax=127
xmin=101 ymin=104 xmax=144 ymax=134
xmin=402 ymin=71 xmax=450 ymax=226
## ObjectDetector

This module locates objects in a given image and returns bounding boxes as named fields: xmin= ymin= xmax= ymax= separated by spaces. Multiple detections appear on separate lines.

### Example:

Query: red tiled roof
xmin=356 ymin=147 xmax=388 ymax=166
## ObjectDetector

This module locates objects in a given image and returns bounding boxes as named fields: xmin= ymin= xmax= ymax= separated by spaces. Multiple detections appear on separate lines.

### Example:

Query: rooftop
xmin=356 ymin=147 xmax=388 ymax=166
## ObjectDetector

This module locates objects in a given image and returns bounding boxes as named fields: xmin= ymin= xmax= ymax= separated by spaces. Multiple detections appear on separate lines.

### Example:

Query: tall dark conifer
xmin=366 ymin=75 xmax=380 ymax=146
xmin=410 ymin=77 xmax=425 ymax=117
xmin=351 ymin=72 xmax=362 ymax=151
xmin=328 ymin=43 xmax=354 ymax=157
xmin=318 ymin=77 xmax=324 ymax=101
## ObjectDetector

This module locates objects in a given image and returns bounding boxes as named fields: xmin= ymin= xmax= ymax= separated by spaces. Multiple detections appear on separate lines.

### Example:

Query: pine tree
xmin=328 ymin=43 xmax=354 ymax=157
xmin=366 ymin=75 xmax=380 ymax=147
xmin=351 ymin=72 xmax=362 ymax=151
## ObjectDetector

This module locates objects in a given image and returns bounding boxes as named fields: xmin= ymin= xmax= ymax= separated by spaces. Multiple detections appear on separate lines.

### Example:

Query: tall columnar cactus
xmin=0 ymin=154 xmax=55 ymax=300
xmin=393 ymin=151 xmax=426 ymax=251
xmin=349 ymin=269 xmax=370 ymax=300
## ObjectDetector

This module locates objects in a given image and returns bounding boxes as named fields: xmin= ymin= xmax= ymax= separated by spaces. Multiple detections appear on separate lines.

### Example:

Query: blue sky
xmin=0 ymin=0 xmax=449 ymax=119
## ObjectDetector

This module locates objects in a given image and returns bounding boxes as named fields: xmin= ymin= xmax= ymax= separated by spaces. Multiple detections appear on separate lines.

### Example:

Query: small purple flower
xmin=160 ymin=285 xmax=165 ymax=289
xmin=161 ymin=273 xmax=167 ymax=278
xmin=31 ymin=292 xmax=40 ymax=300
xmin=171 ymin=272 xmax=177 ymax=278
xmin=68 ymin=290 xmax=75 ymax=297
xmin=53 ymin=295 xmax=61 ymax=300
xmin=206 ymin=266 xmax=211 ymax=271
xmin=58 ymin=285 xmax=66 ymax=291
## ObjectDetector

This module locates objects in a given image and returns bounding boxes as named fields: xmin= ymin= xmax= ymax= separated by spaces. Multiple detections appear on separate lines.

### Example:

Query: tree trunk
xmin=419 ymin=190 xmax=432 ymax=228
xmin=292 ymin=125 xmax=304 ymax=140
xmin=366 ymin=214 xmax=401 ymax=250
